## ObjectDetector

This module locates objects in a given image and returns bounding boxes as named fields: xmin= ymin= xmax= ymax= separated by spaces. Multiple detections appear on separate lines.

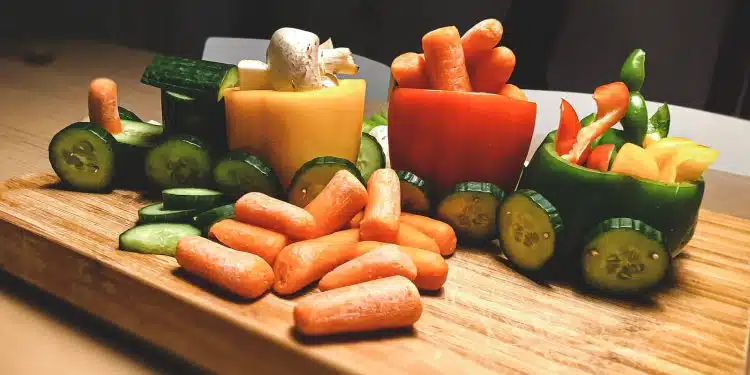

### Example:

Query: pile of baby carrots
xmin=175 ymin=168 xmax=456 ymax=336
xmin=391 ymin=18 xmax=527 ymax=101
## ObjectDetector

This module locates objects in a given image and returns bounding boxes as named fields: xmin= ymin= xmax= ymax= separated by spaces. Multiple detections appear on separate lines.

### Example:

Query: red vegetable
xmin=555 ymin=99 xmax=582 ymax=156
xmin=586 ymin=144 xmax=616 ymax=172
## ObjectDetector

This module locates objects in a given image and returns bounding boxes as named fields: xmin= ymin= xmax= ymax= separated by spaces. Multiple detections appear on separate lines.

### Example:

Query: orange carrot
xmin=468 ymin=46 xmax=516 ymax=93
xmin=319 ymin=244 xmax=417 ymax=291
xmin=355 ymin=241 xmax=448 ymax=291
xmin=461 ymin=18 xmax=504 ymax=62
xmin=88 ymin=77 xmax=122 ymax=134
xmin=396 ymin=222 xmax=440 ymax=253
xmin=175 ymin=236 xmax=274 ymax=299
xmin=422 ymin=26 xmax=473 ymax=92
xmin=235 ymin=192 xmax=318 ymax=241
xmin=360 ymin=168 xmax=401 ymax=243
xmin=294 ymin=275 xmax=423 ymax=336
xmin=304 ymin=169 xmax=368 ymax=237
xmin=399 ymin=213 xmax=457 ymax=256
xmin=208 ymin=219 xmax=289 ymax=266
xmin=391 ymin=52 xmax=429 ymax=89
xmin=273 ymin=229 xmax=361 ymax=295
xmin=349 ymin=211 xmax=364 ymax=228
xmin=498 ymin=83 xmax=528 ymax=101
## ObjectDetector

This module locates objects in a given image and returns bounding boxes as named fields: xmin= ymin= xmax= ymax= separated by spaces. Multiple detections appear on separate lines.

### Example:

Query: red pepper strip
xmin=586 ymin=143 xmax=616 ymax=172
xmin=563 ymin=82 xmax=629 ymax=164
xmin=555 ymin=98 xmax=581 ymax=156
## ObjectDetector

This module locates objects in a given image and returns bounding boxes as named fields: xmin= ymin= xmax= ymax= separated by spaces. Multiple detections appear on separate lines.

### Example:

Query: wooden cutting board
xmin=0 ymin=173 xmax=748 ymax=375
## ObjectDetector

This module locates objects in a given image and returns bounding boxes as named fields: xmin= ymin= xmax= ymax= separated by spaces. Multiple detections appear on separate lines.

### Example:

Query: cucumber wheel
xmin=138 ymin=202 xmax=198 ymax=224
xmin=145 ymin=134 xmax=213 ymax=189
xmin=396 ymin=170 xmax=430 ymax=214
xmin=288 ymin=156 xmax=363 ymax=207
xmin=436 ymin=182 xmax=505 ymax=243
xmin=356 ymin=133 xmax=386 ymax=182
xmin=213 ymin=151 xmax=282 ymax=199
xmin=48 ymin=122 xmax=117 ymax=192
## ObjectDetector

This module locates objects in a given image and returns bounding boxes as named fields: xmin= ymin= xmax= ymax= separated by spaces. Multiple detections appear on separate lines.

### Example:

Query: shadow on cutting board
xmin=290 ymin=326 xmax=418 ymax=346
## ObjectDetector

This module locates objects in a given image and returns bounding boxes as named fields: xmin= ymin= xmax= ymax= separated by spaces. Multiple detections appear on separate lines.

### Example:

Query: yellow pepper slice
xmin=610 ymin=143 xmax=660 ymax=181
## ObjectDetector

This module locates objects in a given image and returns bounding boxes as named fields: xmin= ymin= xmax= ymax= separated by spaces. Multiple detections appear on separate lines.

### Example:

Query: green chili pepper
xmin=620 ymin=49 xmax=646 ymax=92
xmin=621 ymin=92 xmax=649 ymax=146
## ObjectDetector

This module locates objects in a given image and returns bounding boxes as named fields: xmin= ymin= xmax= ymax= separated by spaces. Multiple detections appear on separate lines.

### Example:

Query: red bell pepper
xmin=388 ymin=88 xmax=537 ymax=196
xmin=555 ymin=98 xmax=581 ymax=156
xmin=586 ymin=143 xmax=616 ymax=172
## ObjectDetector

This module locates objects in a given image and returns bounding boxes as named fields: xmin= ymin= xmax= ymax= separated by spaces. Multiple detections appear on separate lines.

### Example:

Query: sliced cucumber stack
xmin=138 ymin=202 xmax=198 ymax=224
xmin=48 ymin=122 xmax=117 ymax=192
xmin=145 ymin=135 xmax=213 ymax=189
xmin=119 ymin=223 xmax=200 ymax=256
xmin=213 ymin=151 xmax=282 ymax=199
xmin=140 ymin=55 xmax=239 ymax=101
xmin=356 ymin=133 xmax=386 ymax=182
xmin=436 ymin=182 xmax=506 ymax=243
xmin=162 ymin=188 xmax=223 ymax=210
xmin=397 ymin=170 xmax=430 ymax=214
xmin=288 ymin=156 xmax=363 ymax=207
xmin=498 ymin=189 xmax=563 ymax=272
xmin=193 ymin=204 xmax=236 ymax=236
xmin=582 ymin=218 xmax=669 ymax=294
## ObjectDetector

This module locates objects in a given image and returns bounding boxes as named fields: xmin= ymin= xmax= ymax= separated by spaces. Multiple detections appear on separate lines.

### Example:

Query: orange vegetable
xmin=293 ymin=275 xmax=423 ymax=336
xmin=422 ymin=26 xmax=473 ymax=92
xmin=356 ymin=241 xmax=449 ymax=291
xmin=391 ymin=52 xmax=429 ymax=89
xmin=208 ymin=219 xmax=288 ymax=266
xmin=360 ymin=168 xmax=401 ymax=242
xmin=468 ymin=47 xmax=516 ymax=93
xmin=175 ymin=236 xmax=274 ymax=299
xmin=319 ymin=244 xmax=417 ymax=291
xmin=498 ymin=83 xmax=528 ymax=101
xmin=235 ymin=192 xmax=318 ymax=241
xmin=396 ymin=222 xmax=440 ymax=253
xmin=399 ymin=213 xmax=457 ymax=256
xmin=273 ymin=229 xmax=361 ymax=295
xmin=349 ymin=211 xmax=364 ymax=228
xmin=305 ymin=169 xmax=368 ymax=237
xmin=88 ymin=77 xmax=122 ymax=134
xmin=461 ymin=18 xmax=504 ymax=62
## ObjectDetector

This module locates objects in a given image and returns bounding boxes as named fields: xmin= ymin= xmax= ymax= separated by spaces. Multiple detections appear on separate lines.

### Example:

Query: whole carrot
xmin=305 ymin=169 xmax=368 ymax=237
xmin=294 ymin=275 xmax=423 ymax=336
xmin=360 ymin=168 xmax=401 ymax=243
xmin=397 ymin=222 xmax=440 ymax=254
xmin=498 ymin=83 xmax=528 ymax=101
xmin=468 ymin=46 xmax=516 ymax=93
xmin=208 ymin=219 xmax=289 ymax=266
xmin=349 ymin=211 xmax=364 ymax=228
xmin=318 ymin=244 xmax=417 ymax=291
xmin=400 ymin=213 xmax=457 ymax=256
xmin=461 ymin=18 xmax=504 ymax=62
xmin=175 ymin=236 xmax=274 ymax=299
xmin=88 ymin=77 xmax=122 ymax=134
xmin=235 ymin=192 xmax=318 ymax=241
xmin=273 ymin=229 xmax=361 ymax=295
xmin=422 ymin=26 xmax=473 ymax=91
xmin=356 ymin=241 xmax=448 ymax=291
xmin=391 ymin=52 xmax=429 ymax=89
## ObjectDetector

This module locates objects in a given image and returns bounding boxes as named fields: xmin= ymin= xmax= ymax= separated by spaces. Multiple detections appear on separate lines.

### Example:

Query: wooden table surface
xmin=0 ymin=40 xmax=748 ymax=375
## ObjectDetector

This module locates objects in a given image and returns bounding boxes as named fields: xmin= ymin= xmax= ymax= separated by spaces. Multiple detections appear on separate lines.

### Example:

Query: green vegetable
xmin=162 ymin=188 xmax=224 ymax=210
xmin=362 ymin=111 xmax=388 ymax=133
xmin=288 ymin=156 xmax=364 ymax=207
xmin=193 ymin=204 xmax=236 ymax=236
xmin=544 ymin=129 xmax=627 ymax=151
xmin=145 ymin=135 xmax=213 ymax=190
xmin=119 ymin=223 xmax=201 ymax=256
xmin=648 ymin=103 xmax=671 ymax=139
xmin=621 ymin=92 xmax=648 ymax=145
xmin=356 ymin=133 xmax=386 ymax=182
xmin=212 ymin=151 xmax=282 ymax=199
xmin=48 ymin=122 xmax=117 ymax=192
xmin=140 ymin=55 xmax=239 ymax=102
xmin=397 ymin=170 xmax=430 ymax=214
xmin=580 ymin=113 xmax=596 ymax=127
xmin=118 ymin=106 xmax=142 ymax=122
xmin=619 ymin=49 xmax=646 ymax=92
xmin=112 ymin=120 xmax=164 ymax=188
xmin=436 ymin=182 xmax=506 ymax=243
xmin=138 ymin=202 xmax=199 ymax=224
xmin=161 ymin=90 xmax=228 ymax=153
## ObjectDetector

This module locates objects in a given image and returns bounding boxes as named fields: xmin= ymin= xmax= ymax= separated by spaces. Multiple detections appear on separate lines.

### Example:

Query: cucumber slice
xmin=114 ymin=120 xmax=164 ymax=148
xmin=213 ymin=151 xmax=282 ymax=199
xmin=161 ymin=90 xmax=228 ymax=153
xmin=582 ymin=218 xmax=669 ymax=294
xmin=162 ymin=188 xmax=223 ymax=210
xmin=396 ymin=170 xmax=430 ymax=214
xmin=48 ymin=122 xmax=117 ymax=192
xmin=140 ymin=55 xmax=239 ymax=101
xmin=288 ymin=156 xmax=364 ymax=207
xmin=145 ymin=135 xmax=213 ymax=189
xmin=498 ymin=189 xmax=563 ymax=271
xmin=118 ymin=106 xmax=142 ymax=122
xmin=119 ymin=223 xmax=200 ymax=256
xmin=138 ymin=202 xmax=198 ymax=224
xmin=193 ymin=204 xmax=236 ymax=235
xmin=112 ymin=120 xmax=164 ymax=188
xmin=436 ymin=182 xmax=506 ymax=242
xmin=356 ymin=133 xmax=386 ymax=182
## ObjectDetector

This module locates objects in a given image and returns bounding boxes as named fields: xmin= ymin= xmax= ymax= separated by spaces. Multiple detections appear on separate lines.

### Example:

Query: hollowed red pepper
xmin=555 ymin=98 xmax=582 ymax=156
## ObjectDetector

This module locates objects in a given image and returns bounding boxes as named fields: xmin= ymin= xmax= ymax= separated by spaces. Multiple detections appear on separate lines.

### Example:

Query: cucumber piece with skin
xmin=145 ymin=135 xmax=213 ymax=190
xmin=213 ymin=151 xmax=282 ymax=199
xmin=498 ymin=189 xmax=563 ymax=272
xmin=114 ymin=120 xmax=164 ymax=148
xmin=140 ymin=55 xmax=239 ymax=101
xmin=162 ymin=188 xmax=223 ymax=210
xmin=436 ymin=182 xmax=506 ymax=243
xmin=582 ymin=218 xmax=669 ymax=294
xmin=396 ymin=170 xmax=430 ymax=214
xmin=113 ymin=120 xmax=164 ymax=188
xmin=356 ymin=133 xmax=386 ymax=182
xmin=48 ymin=122 xmax=117 ymax=192
xmin=119 ymin=223 xmax=200 ymax=256
xmin=138 ymin=202 xmax=199 ymax=224
xmin=288 ymin=156 xmax=364 ymax=208
xmin=118 ymin=106 xmax=142 ymax=122
xmin=193 ymin=204 xmax=236 ymax=236
xmin=161 ymin=90 xmax=228 ymax=153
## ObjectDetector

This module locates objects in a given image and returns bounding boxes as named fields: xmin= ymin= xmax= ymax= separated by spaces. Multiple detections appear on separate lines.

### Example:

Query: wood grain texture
xmin=0 ymin=173 xmax=748 ymax=375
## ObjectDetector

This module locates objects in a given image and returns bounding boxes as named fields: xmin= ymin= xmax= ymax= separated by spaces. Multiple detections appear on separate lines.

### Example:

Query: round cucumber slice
xmin=582 ymin=217 xmax=669 ymax=294
xmin=356 ymin=133 xmax=386 ymax=182
xmin=396 ymin=170 xmax=430 ymax=214
xmin=145 ymin=135 xmax=213 ymax=189
xmin=436 ymin=182 xmax=505 ymax=243
xmin=138 ymin=202 xmax=199 ymax=224
xmin=119 ymin=223 xmax=200 ymax=256
xmin=162 ymin=188 xmax=223 ymax=210
xmin=48 ymin=122 xmax=117 ymax=192
xmin=213 ymin=151 xmax=282 ymax=199
xmin=193 ymin=204 xmax=236 ymax=236
xmin=288 ymin=156 xmax=363 ymax=207
xmin=498 ymin=189 xmax=563 ymax=272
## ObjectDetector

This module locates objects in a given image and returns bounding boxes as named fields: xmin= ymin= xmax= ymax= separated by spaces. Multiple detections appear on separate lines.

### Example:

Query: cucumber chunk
xmin=193 ymin=204 xmax=236 ymax=236
xmin=213 ymin=151 xmax=282 ymax=199
xmin=48 ymin=122 xmax=117 ymax=192
xmin=582 ymin=218 xmax=669 ymax=294
xmin=162 ymin=188 xmax=223 ymax=210
xmin=436 ymin=182 xmax=506 ymax=243
xmin=356 ymin=133 xmax=386 ymax=182
xmin=145 ymin=135 xmax=213 ymax=189
xmin=119 ymin=223 xmax=200 ymax=256
xmin=138 ymin=202 xmax=198 ymax=224
xmin=498 ymin=189 xmax=563 ymax=271
xmin=140 ymin=55 xmax=239 ymax=101
xmin=118 ymin=106 xmax=142 ymax=122
xmin=396 ymin=170 xmax=430 ymax=214
xmin=161 ymin=90 xmax=228 ymax=153
xmin=114 ymin=120 xmax=164 ymax=148
xmin=288 ymin=156 xmax=363 ymax=207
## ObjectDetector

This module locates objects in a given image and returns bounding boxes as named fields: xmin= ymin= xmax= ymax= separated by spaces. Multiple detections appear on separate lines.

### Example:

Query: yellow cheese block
xmin=224 ymin=79 xmax=366 ymax=188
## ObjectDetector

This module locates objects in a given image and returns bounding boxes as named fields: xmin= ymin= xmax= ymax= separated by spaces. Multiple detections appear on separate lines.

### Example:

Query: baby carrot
xmin=498 ymin=83 xmax=528 ymax=101
xmin=391 ymin=52 xmax=429 ymax=89
xmin=461 ymin=18 xmax=504 ymax=63
xmin=294 ymin=275 xmax=423 ymax=336
xmin=399 ymin=213 xmax=457 ymax=256
xmin=397 ymin=222 xmax=440 ymax=253
xmin=88 ymin=77 xmax=122 ymax=134
xmin=356 ymin=241 xmax=448 ymax=291
xmin=360 ymin=168 xmax=401 ymax=243
xmin=468 ymin=46 xmax=516 ymax=93
xmin=318 ymin=244 xmax=417 ymax=291
xmin=304 ymin=169 xmax=368 ymax=237
xmin=175 ymin=236 xmax=274 ymax=299
xmin=235 ymin=192 xmax=318 ymax=241
xmin=208 ymin=219 xmax=289 ymax=266
xmin=349 ymin=211 xmax=364 ymax=228
xmin=273 ymin=229 xmax=361 ymax=295
xmin=422 ymin=26 xmax=473 ymax=92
